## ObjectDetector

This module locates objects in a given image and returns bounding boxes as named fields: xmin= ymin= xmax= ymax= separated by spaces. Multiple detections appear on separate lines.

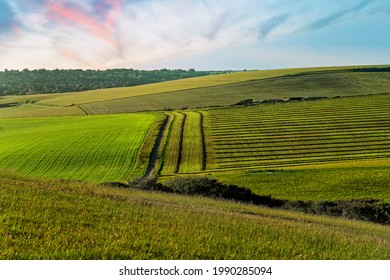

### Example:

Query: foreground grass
xmin=1 ymin=171 xmax=389 ymax=259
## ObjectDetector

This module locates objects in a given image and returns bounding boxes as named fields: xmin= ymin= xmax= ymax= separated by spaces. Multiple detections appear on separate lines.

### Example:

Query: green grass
xmin=1 ymin=66 xmax=390 ymax=260
xmin=153 ymin=94 xmax=390 ymax=202
xmin=0 ymin=113 xmax=160 ymax=182
xmin=213 ymin=165 xmax=390 ymax=202
xmin=179 ymin=112 xmax=204 ymax=173
xmin=1 ymin=171 xmax=389 ymax=259
xmin=159 ymin=112 xmax=185 ymax=175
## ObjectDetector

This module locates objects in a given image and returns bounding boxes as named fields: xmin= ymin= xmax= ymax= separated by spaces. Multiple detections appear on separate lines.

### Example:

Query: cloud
xmin=258 ymin=14 xmax=289 ymax=39
xmin=0 ymin=0 xmax=389 ymax=70
xmin=46 ymin=0 xmax=122 ymax=48
xmin=306 ymin=0 xmax=376 ymax=30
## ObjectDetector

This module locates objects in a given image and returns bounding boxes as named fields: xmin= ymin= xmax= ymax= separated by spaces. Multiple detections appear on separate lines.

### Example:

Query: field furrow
xmin=205 ymin=94 xmax=390 ymax=170
xmin=159 ymin=112 xmax=185 ymax=175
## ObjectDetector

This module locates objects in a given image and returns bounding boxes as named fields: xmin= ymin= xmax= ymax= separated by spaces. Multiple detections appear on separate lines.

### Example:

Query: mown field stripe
xmin=204 ymin=93 xmax=390 ymax=171
xmin=179 ymin=112 xmax=204 ymax=173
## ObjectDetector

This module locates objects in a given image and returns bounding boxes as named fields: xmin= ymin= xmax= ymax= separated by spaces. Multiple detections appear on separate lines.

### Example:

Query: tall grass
xmin=1 ymin=171 xmax=389 ymax=260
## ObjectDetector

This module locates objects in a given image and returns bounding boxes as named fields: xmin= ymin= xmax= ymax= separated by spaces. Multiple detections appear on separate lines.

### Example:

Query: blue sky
xmin=0 ymin=0 xmax=389 ymax=70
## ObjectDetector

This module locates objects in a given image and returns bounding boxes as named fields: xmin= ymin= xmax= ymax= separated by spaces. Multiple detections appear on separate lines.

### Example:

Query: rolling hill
xmin=1 ymin=65 xmax=390 ymax=259
xmin=1 ymin=171 xmax=389 ymax=259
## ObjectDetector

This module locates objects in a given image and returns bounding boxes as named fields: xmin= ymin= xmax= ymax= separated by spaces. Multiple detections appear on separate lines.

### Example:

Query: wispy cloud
xmin=0 ymin=0 xmax=389 ymax=70
xmin=258 ymin=14 xmax=289 ymax=39
xmin=306 ymin=0 xmax=376 ymax=30
xmin=46 ymin=0 xmax=122 ymax=47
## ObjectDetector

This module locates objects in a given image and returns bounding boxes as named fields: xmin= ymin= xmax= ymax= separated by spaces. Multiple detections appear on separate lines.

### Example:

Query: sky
xmin=0 ymin=0 xmax=389 ymax=70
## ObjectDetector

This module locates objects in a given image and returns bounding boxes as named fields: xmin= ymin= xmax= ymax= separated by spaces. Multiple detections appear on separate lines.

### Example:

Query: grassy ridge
xmin=0 ymin=113 xmax=159 ymax=182
xmin=80 ymin=68 xmax=390 ymax=114
xmin=0 ymin=103 xmax=85 ymax=118
xmin=1 ymin=171 xmax=389 ymax=259
xmin=2 ymin=65 xmax=389 ymax=118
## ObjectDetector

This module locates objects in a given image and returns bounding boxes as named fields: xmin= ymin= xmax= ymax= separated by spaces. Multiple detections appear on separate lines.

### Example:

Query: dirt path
xmin=144 ymin=114 xmax=172 ymax=178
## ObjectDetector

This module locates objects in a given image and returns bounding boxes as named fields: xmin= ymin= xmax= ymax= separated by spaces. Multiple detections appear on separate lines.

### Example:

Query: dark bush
xmin=129 ymin=177 xmax=172 ymax=193
xmin=283 ymin=199 xmax=390 ymax=225
xmin=335 ymin=199 xmax=390 ymax=224
xmin=164 ymin=176 xmax=285 ymax=207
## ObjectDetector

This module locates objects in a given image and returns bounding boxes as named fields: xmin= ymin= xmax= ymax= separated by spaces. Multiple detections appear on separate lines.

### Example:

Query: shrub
xmin=129 ymin=177 xmax=172 ymax=193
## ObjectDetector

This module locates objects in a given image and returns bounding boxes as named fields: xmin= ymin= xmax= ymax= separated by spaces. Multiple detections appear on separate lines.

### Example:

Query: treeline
xmin=103 ymin=176 xmax=390 ymax=225
xmin=0 ymin=68 xmax=221 ymax=96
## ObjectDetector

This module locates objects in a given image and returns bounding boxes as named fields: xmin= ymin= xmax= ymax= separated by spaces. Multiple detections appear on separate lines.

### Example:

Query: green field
xmin=152 ymin=93 xmax=390 ymax=202
xmin=1 ymin=65 xmax=390 ymax=259
xmin=0 ymin=113 xmax=161 ymax=182
xmin=204 ymin=94 xmax=390 ymax=171
xmin=1 ymin=171 xmax=389 ymax=259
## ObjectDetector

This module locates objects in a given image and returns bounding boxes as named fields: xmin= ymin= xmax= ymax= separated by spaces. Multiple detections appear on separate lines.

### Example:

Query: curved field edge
xmin=0 ymin=113 xmax=162 ymax=183
xmin=1 ymin=171 xmax=389 ymax=260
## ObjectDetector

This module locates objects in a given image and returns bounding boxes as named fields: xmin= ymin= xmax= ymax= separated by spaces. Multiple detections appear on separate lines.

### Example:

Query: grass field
xmin=204 ymin=94 xmax=390 ymax=171
xmin=1 ymin=65 xmax=390 ymax=260
xmin=1 ymin=171 xmax=389 ymax=259
xmin=153 ymin=93 xmax=390 ymax=202
xmin=0 ymin=113 xmax=161 ymax=182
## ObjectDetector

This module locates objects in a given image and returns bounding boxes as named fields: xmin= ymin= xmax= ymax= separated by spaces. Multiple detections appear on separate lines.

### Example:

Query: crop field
xmin=1 ymin=171 xmax=390 ymax=259
xmin=0 ymin=113 xmax=161 ymax=182
xmin=204 ymin=94 xmax=390 ymax=171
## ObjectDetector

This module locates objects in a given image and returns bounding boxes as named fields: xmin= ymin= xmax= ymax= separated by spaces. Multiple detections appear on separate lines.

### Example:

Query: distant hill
xmin=1 ymin=65 xmax=389 ymax=118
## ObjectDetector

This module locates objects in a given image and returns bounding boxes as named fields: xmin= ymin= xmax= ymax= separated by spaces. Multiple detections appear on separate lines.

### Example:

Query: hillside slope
xmin=1 ymin=171 xmax=389 ymax=259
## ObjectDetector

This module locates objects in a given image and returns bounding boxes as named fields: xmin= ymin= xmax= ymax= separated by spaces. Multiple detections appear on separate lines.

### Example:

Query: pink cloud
xmin=46 ymin=0 xmax=122 ymax=48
